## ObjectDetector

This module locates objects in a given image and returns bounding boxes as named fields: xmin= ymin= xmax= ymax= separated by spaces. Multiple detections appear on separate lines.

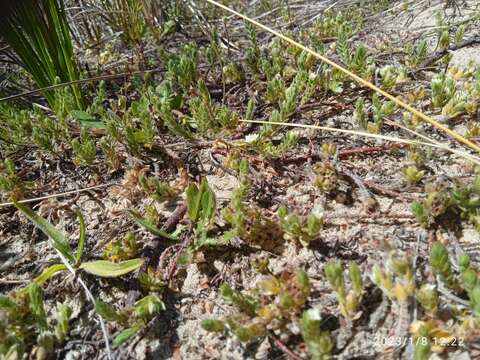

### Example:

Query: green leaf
xmin=14 ymin=200 xmax=75 ymax=263
xmin=71 ymin=110 xmax=106 ymax=129
xmin=200 ymin=181 xmax=216 ymax=225
xmin=80 ymin=259 xmax=144 ymax=278
xmin=113 ymin=325 xmax=142 ymax=347
xmin=186 ymin=183 xmax=201 ymax=222
xmin=0 ymin=296 xmax=16 ymax=309
xmin=33 ymin=264 xmax=67 ymax=287
xmin=29 ymin=283 xmax=47 ymax=330
xmin=201 ymin=319 xmax=225 ymax=332
xmin=75 ymin=210 xmax=86 ymax=264
xmin=95 ymin=300 xmax=122 ymax=321
xmin=134 ymin=295 xmax=166 ymax=319
xmin=187 ymin=178 xmax=216 ymax=228
xmin=129 ymin=210 xmax=178 ymax=241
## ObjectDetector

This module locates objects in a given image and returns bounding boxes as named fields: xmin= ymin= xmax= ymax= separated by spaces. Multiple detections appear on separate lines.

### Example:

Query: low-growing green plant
xmin=166 ymin=43 xmax=199 ymax=92
xmin=100 ymin=0 xmax=148 ymax=45
xmin=428 ymin=243 xmax=480 ymax=316
xmin=0 ymin=202 xmax=146 ymax=357
xmin=370 ymin=93 xmax=395 ymax=132
xmin=177 ymin=178 xmax=226 ymax=263
xmin=0 ymin=159 xmax=34 ymax=199
xmin=95 ymin=294 xmax=165 ymax=347
xmin=402 ymin=165 xmax=425 ymax=185
xmin=354 ymin=97 xmax=368 ymax=130
xmin=405 ymin=39 xmax=428 ymax=68
xmin=300 ymin=309 xmax=333 ymax=360
xmin=278 ymin=206 xmax=323 ymax=246
xmin=14 ymin=200 xmax=145 ymax=277
xmin=103 ymin=232 xmax=141 ymax=262
xmin=71 ymin=128 xmax=97 ymax=166
xmin=431 ymin=73 xmax=457 ymax=109
xmin=411 ymin=182 xmax=453 ymax=228
xmin=416 ymin=284 xmax=439 ymax=315
xmin=188 ymin=80 xmax=238 ymax=134
xmin=139 ymin=175 xmax=176 ymax=202
xmin=202 ymin=270 xmax=322 ymax=349
xmin=313 ymin=162 xmax=339 ymax=194
xmin=371 ymin=251 xmax=415 ymax=302
xmin=0 ymin=284 xmax=72 ymax=359
xmin=412 ymin=176 xmax=480 ymax=231
xmin=222 ymin=171 xmax=282 ymax=250
xmin=324 ymin=261 xmax=363 ymax=317
xmin=430 ymin=242 xmax=461 ymax=291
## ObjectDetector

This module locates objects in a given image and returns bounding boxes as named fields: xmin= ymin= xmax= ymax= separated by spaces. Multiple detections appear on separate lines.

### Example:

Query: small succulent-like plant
xmin=300 ymin=309 xmax=333 ymax=360
xmin=371 ymin=251 xmax=415 ymax=302
xmin=402 ymin=165 xmax=425 ymax=185
xmin=0 ymin=159 xmax=33 ymax=199
xmin=324 ymin=261 xmax=363 ymax=317
xmin=313 ymin=162 xmax=339 ymax=193
xmin=355 ymin=97 xmax=368 ymax=130
xmin=0 ymin=284 xmax=72 ymax=359
xmin=278 ymin=206 xmax=323 ymax=246
xmin=103 ymin=232 xmax=141 ymax=262
xmin=71 ymin=128 xmax=97 ymax=166
xmin=411 ymin=182 xmax=453 ymax=228
xmin=430 ymin=242 xmax=461 ymax=291
xmin=202 ymin=270 xmax=318 ymax=347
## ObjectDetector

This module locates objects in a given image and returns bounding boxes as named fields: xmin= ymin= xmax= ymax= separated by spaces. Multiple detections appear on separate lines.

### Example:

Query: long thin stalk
xmin=203 ymin=0 xmax=480 ymax=154
xmin=240 ymin=119 xmax=480 ymax=165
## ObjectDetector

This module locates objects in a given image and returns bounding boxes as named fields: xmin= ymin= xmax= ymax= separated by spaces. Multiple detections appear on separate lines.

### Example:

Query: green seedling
xmin=430 ymin=242 xmax=461 ymax=291
xmin=188 ymin=80 xmax=238 ymax=134
xmin=278 ymin=206 xmax=323 ymax=246
xmin=245 ymin=21 xmax=261 ymax=74
xmin=411 ymin=182 xmax=453 ymax=228
xmin=100 ymin=0 xmax=147 ymax=45
xmin=405 ymin=39 xmax=428 ymax=68
xmin=416 ymin=284 xmax=439 ymax=315
xmin=14 ymin=200 xmax=144 ymax=276
xmin=300 ymin=309 xmax=333 ymax=360
xmin=431 ymin=73 xmax=457 ymax=109
xmin=0 ymin=159 xmax=34 ymax=199
xmin=355 ymin=97 xmax=368 ymax=130
xmin=139 ymin=175 xmax=176 ymax=203
xmin=95 ymin=294 xmax=165 ymax=347
xmin=166 ymin=43 xmax=198 ymax=92
xmin=402 ymin=166 xmax=425 ymax=185
xmin=71 ymin=128 xmax=97 ymax=166
xmin=372 ymin=251 xmax=415 ymax=302
xmin=371 ymin=93 xmax=395 ymax=132
xmin=313 ymin=162 xmax=339 ymax=193
xmin=324 ymin=261 xmax=363 ymax=317
xmin=103 ymin=232 xmax=141 ymax=262
xmin=202 ymin=271 xmax=315 ymax=345
xmin=0 ymin=284 xmax=72 ymax=359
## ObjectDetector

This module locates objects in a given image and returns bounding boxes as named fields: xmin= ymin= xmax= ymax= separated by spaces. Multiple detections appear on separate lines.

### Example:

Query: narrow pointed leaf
xmin=14 ymin=200 xmax=75 ymax=263
xmin=130 ymin=210 xmax=178 ymax=241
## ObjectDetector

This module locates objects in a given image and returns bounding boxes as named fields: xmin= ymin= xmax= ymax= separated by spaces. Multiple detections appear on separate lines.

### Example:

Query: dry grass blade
xmin=203 ymin=0 xmax=480 ymax=154
xmin=0 ymin=183 xmax=114 ymax=208
xmin=240 ymin=119 xmax=480 ymax=165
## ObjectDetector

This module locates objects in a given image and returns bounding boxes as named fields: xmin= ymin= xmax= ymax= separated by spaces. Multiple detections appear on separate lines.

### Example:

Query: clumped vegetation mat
xmin=2 ymin=0 xmax=480 ymax=359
